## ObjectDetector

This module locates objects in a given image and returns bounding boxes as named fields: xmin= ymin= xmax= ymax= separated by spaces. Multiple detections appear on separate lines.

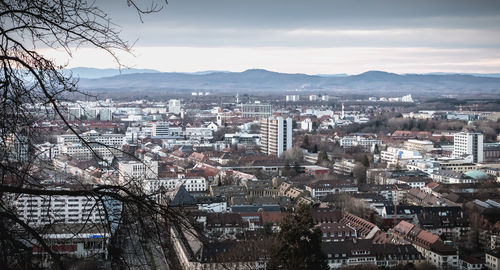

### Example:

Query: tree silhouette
xmin=317 ymin=150 xmax=329 ymax=165
xmin=268 ymin=204 xmax=328 ymax=270
xmin=0 ymin=1 xmax=196 ymax=269
xmin=301 ymin=134 xmax=310 ymax=149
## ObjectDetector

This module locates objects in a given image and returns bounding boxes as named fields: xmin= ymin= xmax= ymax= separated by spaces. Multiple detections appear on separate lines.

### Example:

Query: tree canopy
xmin=268 ymin=204 xmax=328 ymax=270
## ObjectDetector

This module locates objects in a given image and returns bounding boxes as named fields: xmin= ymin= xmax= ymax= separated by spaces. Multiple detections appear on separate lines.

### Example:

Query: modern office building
xmin=453 ymin=131 xmax=484 ymax=163
xmin=152 ymin=121 xmax=170 ymax=137
xmin=57 ymin=130 xmax=125 ymax=161
xmin=260 ymin=116 xmax=292 ymax=156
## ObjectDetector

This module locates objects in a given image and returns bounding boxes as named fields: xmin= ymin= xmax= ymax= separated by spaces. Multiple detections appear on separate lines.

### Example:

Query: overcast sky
xmin=42 ymin=0 xmax=500 ymax=74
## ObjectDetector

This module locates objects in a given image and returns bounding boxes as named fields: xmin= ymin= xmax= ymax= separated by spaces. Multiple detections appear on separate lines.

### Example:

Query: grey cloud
xmin=106 ymin=0 xmax=500 ymax=29
xmin=117 ymin=25 xmax=500 ymax=49
xmin=96 ymin=0 xmax=500 ymax=49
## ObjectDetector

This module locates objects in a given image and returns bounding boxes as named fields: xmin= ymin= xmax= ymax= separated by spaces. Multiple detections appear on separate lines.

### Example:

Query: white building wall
xmin=453 ymin=131 xmax=484 ymax=163
xmin=15 ymin=194 xmax=121 ymax=227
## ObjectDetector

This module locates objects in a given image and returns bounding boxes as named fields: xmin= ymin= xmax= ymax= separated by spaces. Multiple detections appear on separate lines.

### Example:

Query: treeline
xmin=335 ymin=113 xmax=500 ymax=142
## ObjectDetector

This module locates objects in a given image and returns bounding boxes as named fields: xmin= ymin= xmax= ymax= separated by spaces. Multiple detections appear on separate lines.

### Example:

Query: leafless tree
xmin=0 ymin=1 xmax=201 ymax=269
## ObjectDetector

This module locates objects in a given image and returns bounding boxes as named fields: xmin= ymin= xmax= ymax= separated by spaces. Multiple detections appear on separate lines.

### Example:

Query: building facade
xmin=152 ymin=121 xmax=170 ymax=137
xmin=241 ymin=103 xmax=272 ymax=119
xmin=168 ymin=99 xmax=181 ymax=114
xmin=453 ymin=131 xmax=484 ymax=163
xmin=260 ymin=116 xmax=292 ymax=157
xmin=57 ymin=131 xmax=125 ymax=161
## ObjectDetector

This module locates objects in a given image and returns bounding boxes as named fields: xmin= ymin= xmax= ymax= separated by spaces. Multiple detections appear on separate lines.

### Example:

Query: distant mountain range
xmin=69 ymin=67 xmax=161 ymax=79
xmin=421 ymin=72 xmax=500 ymax=78
xmin=72 ymin=67 xmax=500 ymax=95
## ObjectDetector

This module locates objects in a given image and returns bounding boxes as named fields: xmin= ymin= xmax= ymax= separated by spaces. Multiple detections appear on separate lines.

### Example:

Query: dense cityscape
xmin=4 ymin=90 xmax=500 ymax=269
xmin=2 ymin=1 xmax=500 ymax=270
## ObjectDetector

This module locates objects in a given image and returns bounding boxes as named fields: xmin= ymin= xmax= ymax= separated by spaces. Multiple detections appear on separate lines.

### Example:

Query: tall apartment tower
xmin=260 ymin=116 xmax=292 ymax=156
xmin=453 ymin=131 xmax=484 ymax=163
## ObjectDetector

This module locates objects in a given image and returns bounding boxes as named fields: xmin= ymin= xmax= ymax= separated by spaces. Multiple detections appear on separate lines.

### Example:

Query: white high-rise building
xmin=168 ymin=99 xmax=181 ymax=114
xmin=286 ymin=95 xmax=300 ymax=102
xmin=453 ymin=131 xmax=484 ymax=163
xmin=260 ymin=116 xmax=292 ymax=156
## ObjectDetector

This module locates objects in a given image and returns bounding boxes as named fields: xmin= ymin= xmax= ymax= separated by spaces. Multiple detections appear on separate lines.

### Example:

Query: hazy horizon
xmin=69 ymin=66 xmax=500 ymax=77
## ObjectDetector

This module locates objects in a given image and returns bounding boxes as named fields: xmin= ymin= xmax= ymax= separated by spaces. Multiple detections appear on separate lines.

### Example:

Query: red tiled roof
xmin=393 ymin=221 xmax=415 ymax=238
xmin=416 ymin=229 xmax=439 ymax=246
xmin=260 ymin=212 xmax=285 ymax=225
xmin=340 ymin=213 xmax=377 ymax=237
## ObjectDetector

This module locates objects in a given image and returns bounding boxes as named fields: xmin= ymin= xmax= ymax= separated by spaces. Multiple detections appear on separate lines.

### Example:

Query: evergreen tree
xmin=395 ymin=161 xmax=403 ymax=171
xmin=317 ymin=150 xmax=329 ymax=165
xmin=283 ymin=161 xmax=292 ymax=176
xmin=312 ymin=144 xmax=319 ymax=153
xmin=353 ymin=164 xmax=367 ymax=185
xmin=301 ymin=135 xmax=310 ymax=149
xmin=268 ymin=204 xmax=328 ymax=270
xmin=361 ymin=155 xmax=370 ymax=168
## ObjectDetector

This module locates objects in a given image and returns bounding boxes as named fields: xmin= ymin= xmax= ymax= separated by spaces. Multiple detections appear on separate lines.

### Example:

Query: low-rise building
xmin=57 ymin=130 xmax=125 ymax=161
xmin=322 ymin=239 xmax=423 ymax=269
xmin=414 ymin=206 xmax=470 ymax=244
xmin=392 ymin=221 xmax=459 ymax=269
xmin=430 ymin=170 xmax=477 ymax=184
xmin=15 ymin=190 xmax=122 ymax=227
xmin=339 ymin=136 xmax=381 ymax=150
xmin=33 ymin=223 xmax=111 ymax=261
xmin=305 ymin=180 xmax=358 ymax=198
xmin=146 ymin=176 xmax=207 ymax=193
xmin=459 ymin=256 xmax=484 ymax=270
xmin=224 ymin=133 xmax=261 ymax=145
xmin=196 ymin=196 xmax=227 ymax=212
xmin=118 ymin=159 xmax=158 ymax=184
xmin=381 ymin=147 xmax=424 ymax=164
xmin=333 ymin=159 xmax=356 ymax=175
xmin=438 ymin=160 xmax=477 ymax=173
xmin=486 ymin=249 xmax=500 ymax=270
xmin=404 ymin=139 xmax=435 ymax=152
